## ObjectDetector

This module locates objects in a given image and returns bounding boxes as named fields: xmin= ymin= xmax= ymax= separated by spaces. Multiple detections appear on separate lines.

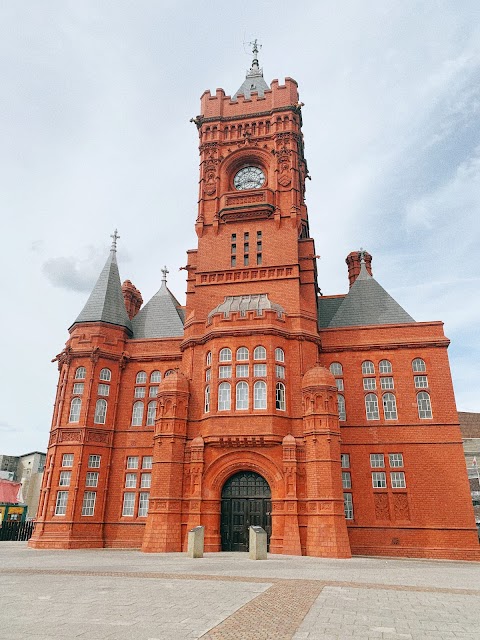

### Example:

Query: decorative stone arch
xmin=218 ymin=147 xmax=273 ymax=194
xmin=202 ymin=449 xmax=284 ymax=501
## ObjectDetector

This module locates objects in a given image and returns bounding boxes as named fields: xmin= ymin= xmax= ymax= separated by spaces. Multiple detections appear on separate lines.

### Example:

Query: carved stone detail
xmin=374 ymin=493 xmax=390 ymax=520
xmin=393 ymin=493 xmax=410 ymax=521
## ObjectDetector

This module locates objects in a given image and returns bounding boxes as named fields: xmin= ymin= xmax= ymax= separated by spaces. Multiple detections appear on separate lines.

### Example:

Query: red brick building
xmin=30 ymin=52 xmax=479 ymax=559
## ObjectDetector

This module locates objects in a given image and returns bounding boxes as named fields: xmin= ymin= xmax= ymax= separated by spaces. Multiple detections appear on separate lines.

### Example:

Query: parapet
xmin=200 ymin=78 xmax=300 ymax=119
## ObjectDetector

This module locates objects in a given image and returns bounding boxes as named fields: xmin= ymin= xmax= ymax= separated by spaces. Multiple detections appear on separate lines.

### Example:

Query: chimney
xmin=122 ymin=280 xmax=143 ymax=319
xmin=345 ymin=251 xmax=372 ymax=288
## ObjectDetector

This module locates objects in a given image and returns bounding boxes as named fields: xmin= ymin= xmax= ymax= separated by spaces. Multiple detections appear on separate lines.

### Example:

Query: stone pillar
xmin=142 ymin=370 xmax=189 ymax=553
xmin=249 ymin=526 xmax=268 ymax=560
xmin=302 ymin=364 xmax=351 ymax=558
xmin=187 ymin=525 xmax=204 ymax=558
xmin=282 ymin=434 xmax=302 ymax=555
xmin=184 ymin=435 xmax=205 ymax=548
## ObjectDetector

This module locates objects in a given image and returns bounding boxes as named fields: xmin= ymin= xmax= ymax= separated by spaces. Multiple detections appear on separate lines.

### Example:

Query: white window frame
xmin=122 ymin=493 xmax=135 ymax=517
xmin=412 ymin=358 xmax=426 ymax=372
xmin=99 ymin=368 xmax=111 ymax=381
xmin=275 ymin=382 xmax=286 ymax=411
xmin=126 ymin=456 xmax=139 ymax=469
xmin=236 ymin=364 xmax=249 ymax=378
xmin=236 ymin=381 xmax=249 ymax=410
xmin=98 ymin=383 xmax=110 ymax=396
xmin=81 ymin=491 xmax=96 ymax=516
xmin=138 ymin=492 xmax=149 ymax=517
xmin=254 ymin=380 xmax=267 ymax=409
xmin=363 ymin=378 xmax=376 ymax=390
xmin=149 ymin=386 xmax=159 ymax=397
xmin=94 ymin=399 xmax=107 ymax=424
xmin=131 ymin=401 xmax=144 ymax=426
xmin=379 ymin=360 xmax=392 ymax=374
xmin=218 ymin=382 xmax=231 ymax=411
xmin=365 ymin=393 xmax=379 ymax=420
xmin=142 ymin=456 xmax=152 ymax=469
xmin=73 ymin=383 xmax=84 ymax=395
xmin=389 ymin=453 xmax=404 ymax=468
xmin=390 ymin=471 xmax=406 ymax=488
xmin=253 ymin=346 xmax=266 ymax=360
xmin=75 ymin=366 xmax=86 ymax=380
xmin=253 ymin=363 xmax=267 ymax=377
xmin=134 ymin=387 xmax=146 ymax=398
xmin=55 ymin=491 xmax=68 ymax=516
xmin=372 ymin=471 xmax=387 ymax=488
xmin=417 ymin=392 xmax=432 ymax=419
xmin=146 ymin=401 xmax=157 ymax=426
xmin=236 ymin=347 xmax=249 ymax=361
xmin=136 ymin=371 xmax=147 ymax=384
xmin=341 ymin=453 xmax=350 ymax=469
xmin=150 ymin=370 xmax=161 ymax=383
xmin=342 ymin=471 xmax=351 ymax=489
xmin=206 ymin=351 xmax=212 ymax=366
xmin=329 ymin=362 xmax=343 ymax=376
xmin=337 ymin=394 xmax=346 ymax=421
xmin=88 ymin=455 xmax=101 ymax=468
xmin=370 ymin=453 xmax=385 ymax=468
xmin=204 ymin=385 xmax=210 ymax=413
xmin=275 ymin=365 xmax=286 ymax=379
xmin=205 ymin=368 xmax=211 ymax=382
xmin=382 ymin=393 xmax=398 ymax=420
xmin=140 ymin=473 xmax=151 ymax=488
xmin=125 ymin=473 xmax=137 ymax=488
xmin=414 ymin=375 xmax=428 ymax=389
xmin=219 ymin=348 xmax=232 ymax=362
xmin=362 ymin=360 xmax=375 ymax=375
xmin=343 ymin=493 xmax=354 ymax=520
xmin=69 ymin=398 xmax=81 ymax=423
xmin=380 ymin=377 xmax=394 ymax=390
xmin=86 ymin=471 xmax=99 ymax=487
xmin=59 ymin=471 xmax=71 ymax=486
xmin=219 ymin=365 xmax=232 ymax=379
xmin=335 ymin=378 xmax=344 ymax=391
xmin=62 ymin=454 xmax=74 ymax=468
xmin=275 ymin=347 xmax=285 ymax=362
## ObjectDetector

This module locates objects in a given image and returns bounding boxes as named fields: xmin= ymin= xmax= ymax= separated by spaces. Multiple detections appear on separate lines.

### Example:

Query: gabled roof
xmin=71 ymin=250 xmax=132 ymax=335
xmin=327 ymin=262 xmax=414 ymax=328
xmin=132 ymin=281 xmax=184 ymax=339
xmin=208 ymin=294 xmax=284 ymax=323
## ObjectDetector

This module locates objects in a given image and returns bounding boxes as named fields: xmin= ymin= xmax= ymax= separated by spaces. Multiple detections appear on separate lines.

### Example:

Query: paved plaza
xmin=1 ymin=543 xmax=480 ymax=639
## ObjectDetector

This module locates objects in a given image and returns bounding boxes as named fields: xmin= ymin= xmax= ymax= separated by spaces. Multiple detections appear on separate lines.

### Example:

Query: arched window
xmin=69 ymin=397 xmax=81 ymax=423
xmin=146 ymin=401 xmax=157 ymax=426
xmin=75 ymin=367 xmax=86 ymax=380
xmin=218 ymin=382 xmax=231 ymax=411
xmin=99 ymin=368 xmax=111 ymax=381
xmin=412 ymin=358 xmax=426 ymax=372
xmin=365 ymin=393 xmax=379 ymax=420
xmin=382 ymin=393 xmax=398 ymax=420
xmin=136 ymin=371 xmax=147 ymax=384
xmin=379 ymin=360 xmax=392 ymax=374
xmin=206 ymin=351 xmax=212 ymax=366
xmin=236 ymin=381 xmax=249 ymax=410
xmin=204 ymin=386 xmax=210 ymax=413
xmin=164 ymin=369 xmax=175 ymax=376
xmin=337 ymin=394 xmax=346 ymax=421
xmin=254 ymin=380 xmax=267 ymax=409
xmin=219 ymin=348 xmax=232 ymax=362
xmin=131 ymin=401 xmax=144 ymax=426
xmin=94 ymin=399 xmax=107 ymax=424
xmin=417 ymin=392 xmax=432 ymax=419
xmin=275 ymin=348 xmax=285 ymax=362
xmin=362 ymin=361 xmax=375 ymax=375
xmin=275 ymin=382 xmax=286 ymax=411
xmin=329 ymin=362 xmax=343 ymax=376
xmin=254 ymin=346 xmax=266 ymax=360
xmin=236 ymin=347 xmax=249 ymax=361
xmin=150 ymin=371 xmax=161 ymax=383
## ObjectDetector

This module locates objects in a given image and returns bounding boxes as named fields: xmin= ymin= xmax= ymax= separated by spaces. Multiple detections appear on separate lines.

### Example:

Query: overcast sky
xmin=1 ymin=1 xmax=479 ymax=455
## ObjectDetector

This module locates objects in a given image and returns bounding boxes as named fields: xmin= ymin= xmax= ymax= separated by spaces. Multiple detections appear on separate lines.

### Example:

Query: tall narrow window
xmin=122 ymin=493 xmax=135 ymax=516
xmin=390 ymin=472 xmax=406 ymax=488
xmin=131 ymin=401 xmax=144 ymax=426
xmin=343 ymin=493 xmax=354 ymax=520
xmin=204 ymin=386 xmax=210 ymax=413
xmin=69 ymin=398 xmax=81 ymax=423
xmin=138 ymin=492 xmax=149 ymax=517
xmin=94 ymin=399 xmax=107 ymax=424
xmin=206 ymin=351 xmax=212 ymax=366
xmin=337 ymin=394 xmax=346 ymax=421
xmin=150 ymin=371 xmax=161 ymax=383
xmin=146 ymin=401 xmax=157 ymax=426
xmin=55 ymin=491 xmax=68 ymax=516
xmin=417 ymin=392 xmax=432 ymax=419
xmin=365 ymin=394 xmax=379 ymax=420
xmin=256 ymin=230 xmax=262 ymax=265
xmin=275 ymin=382 xmax=286 ymax=411
xmin=275 ymin=347 xmax=285 ymax=362
xmin=254 ymin=381 xmax=267 ymax=409
xmin=100 ymin=368 xmax=111 ymax=381
xmin=372 ymin=472 xmax=387 ymax=488
xmin=342 ymin=471 xmax=351 ymax=489
xmin=340 ymin=453 xmax=350 ymax=468
xmin=86 ymin=472 xmax=99 ymax=487
xmin=236 ymin=381 xmax=249 ymax=410
xmin=231 ymin=234 xmax=237 ymax=267
xmin=218 ymin=382 xmax=231 ymax=411
xmin=136 ymin=371 xmax=147 ymax=384
xmin=59 ymin=471 xmax=71 ymax=486
xmin=382 ymin=393 xmax=398 ymax=420
xmin=81 ymin=491 xmax=96 ymax=516
xmin=329 ymin=362 xmax=343 ymax=376
xmin=243 ymin=232 xmax=249 ymax=266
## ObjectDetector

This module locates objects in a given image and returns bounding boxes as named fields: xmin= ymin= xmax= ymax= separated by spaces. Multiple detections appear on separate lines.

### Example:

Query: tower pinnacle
xmin=110 ymin=229 xmax=120 ymax=252
xmin=235 ymin=39 xmax=269 ymax=99
xmin=161 ymin=265 xmax=169 ymax=284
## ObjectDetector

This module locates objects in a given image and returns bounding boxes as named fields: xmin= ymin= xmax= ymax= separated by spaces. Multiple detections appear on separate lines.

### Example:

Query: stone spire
xmin=70 ymin=231 xmax=133 ymax=335
xmin=235 ymin=39 xmax=270 ymax=99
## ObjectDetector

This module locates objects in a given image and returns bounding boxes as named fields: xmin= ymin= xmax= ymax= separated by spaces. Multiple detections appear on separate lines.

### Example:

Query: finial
xmin=161 ymin=265 xmax=169 ymax=284
xmin=110 ymin=229 xmax=120 ymax=252
xmin=358 ymin=247 xmax=366 ymax=264
xmin=249 ymin=38 xmax=261 ymax=70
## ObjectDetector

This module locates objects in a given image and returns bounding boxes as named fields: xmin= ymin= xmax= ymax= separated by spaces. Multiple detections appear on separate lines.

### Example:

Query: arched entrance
xmin=221 ymin=471 xmax=271 ymax=551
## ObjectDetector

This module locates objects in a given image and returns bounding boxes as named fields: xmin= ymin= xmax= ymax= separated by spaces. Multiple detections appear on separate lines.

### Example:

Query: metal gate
xmin=0 ymin=521 xmax=35 ymax=541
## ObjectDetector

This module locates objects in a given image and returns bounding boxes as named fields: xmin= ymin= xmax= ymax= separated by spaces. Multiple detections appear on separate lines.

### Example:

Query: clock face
xmin=233 ymin=166 xmax=265 ymax=191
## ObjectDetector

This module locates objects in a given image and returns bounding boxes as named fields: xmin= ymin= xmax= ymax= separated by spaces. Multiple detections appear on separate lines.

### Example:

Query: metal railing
xmin=0 ymin=521 xmax=35 ymax=541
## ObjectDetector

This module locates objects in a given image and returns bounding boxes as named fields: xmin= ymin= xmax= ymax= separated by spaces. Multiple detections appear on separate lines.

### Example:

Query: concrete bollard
xmin=249 ymin=525 xmax=267 ymax=560
xmin=187 ymin=525 xmax=204 ymax=558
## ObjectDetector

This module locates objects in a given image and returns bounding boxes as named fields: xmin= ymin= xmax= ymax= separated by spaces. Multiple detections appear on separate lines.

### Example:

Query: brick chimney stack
xmin=345 ymin=251 xmax=373 ymax=288
xmin=122 ymin=280 xmax=143 ymax=319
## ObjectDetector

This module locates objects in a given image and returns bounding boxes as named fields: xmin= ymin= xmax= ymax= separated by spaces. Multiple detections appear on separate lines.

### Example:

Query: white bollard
xmin=187 ymin=525 xmax=204 ymax=558
xmin=249 ymin=526 xmax=267 ymax=560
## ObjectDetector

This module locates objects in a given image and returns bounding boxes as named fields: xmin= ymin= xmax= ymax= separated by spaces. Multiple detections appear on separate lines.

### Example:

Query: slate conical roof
xmin=71 ymin=244 xmax=132 ymax=335
xmin=235 ymin=47 xmax=269 ymax=99
xmin=132 ymin=280 xmax=184 ymax=339
xmin=327 ymin=261 xmax=414 ymax=328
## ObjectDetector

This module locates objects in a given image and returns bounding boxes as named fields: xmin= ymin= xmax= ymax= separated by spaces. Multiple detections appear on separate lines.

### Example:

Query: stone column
xmin=282 ymin=434 xmax=302 ymax=555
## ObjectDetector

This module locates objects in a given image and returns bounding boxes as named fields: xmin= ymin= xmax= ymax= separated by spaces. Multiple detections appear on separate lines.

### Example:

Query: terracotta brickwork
xmin=29 ymin=67 xmax=479 ymax=560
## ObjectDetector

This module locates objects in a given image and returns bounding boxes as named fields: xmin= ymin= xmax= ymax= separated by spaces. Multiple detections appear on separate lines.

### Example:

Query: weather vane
xmin=161 ymin=265 xmax=169 ymax=283
xmin=110 ymin=229 xmax=120 ymax=252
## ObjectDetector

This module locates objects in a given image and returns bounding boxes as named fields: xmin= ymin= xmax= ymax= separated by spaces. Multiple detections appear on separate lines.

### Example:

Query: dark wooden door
xmin=221 ymin=471 xmax=271 ymax=551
